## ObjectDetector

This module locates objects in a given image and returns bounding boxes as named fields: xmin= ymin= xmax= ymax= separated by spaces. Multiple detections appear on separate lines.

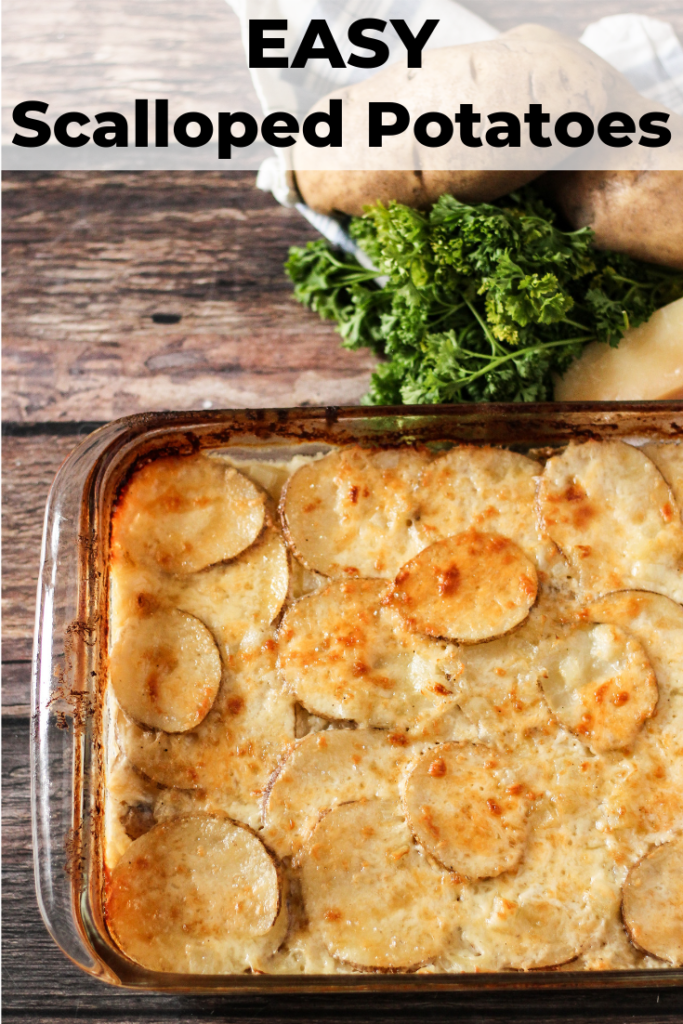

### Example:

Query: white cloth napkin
xmin=227 ymin=1 xmax=683 ymax=245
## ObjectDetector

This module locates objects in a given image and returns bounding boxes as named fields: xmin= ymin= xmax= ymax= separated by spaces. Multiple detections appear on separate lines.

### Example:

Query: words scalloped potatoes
xmin=11 ymin=21 xmax=683 ymax=171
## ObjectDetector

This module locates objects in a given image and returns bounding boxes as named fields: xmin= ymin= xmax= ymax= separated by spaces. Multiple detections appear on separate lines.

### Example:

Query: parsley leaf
xmin=285 ymin=187 xmax=683 ymax=404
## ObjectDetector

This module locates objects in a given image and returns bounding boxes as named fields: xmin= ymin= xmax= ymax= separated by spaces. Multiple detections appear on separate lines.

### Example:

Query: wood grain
xmin=2 ymin=171 xmax=377 ymax=422
xmin=3 ymin=0 xmax=261 ymax=131
xmin=2 ymin=434 xmax=82 ymax=670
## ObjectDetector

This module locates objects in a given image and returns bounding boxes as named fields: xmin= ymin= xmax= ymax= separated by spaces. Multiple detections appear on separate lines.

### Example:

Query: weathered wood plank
xmin=3 ymin=0 xmax=260 ymax=131
xmin=2 ymin=434 xmax=82 ymax=667
xmin=2 ymin=171 xmax=376 ymax=422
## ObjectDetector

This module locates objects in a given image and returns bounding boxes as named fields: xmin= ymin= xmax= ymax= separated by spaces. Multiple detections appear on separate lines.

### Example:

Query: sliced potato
xmin=642 ymin=442 xmax=683 ymax=517
xmin=111 ymin=522 xmax=289 ymax=657
xmin=622 ymin=839 xmax=683 ymax=966
xmin=588 ymin=594 xmax=683 ymax=844
xmin=280 ymin=446 xmax=429 ymax=579
xmin=110 ymin=608 xmax=221 ymax=733
xmin=301 ymin=800 xmax=459 ymax=970
xmin=388 ymin=531 xmax=537 ymax=643
xmin=277 ymin=579 xmax=461 ymax=728
xmin=112 ymin=454 xmax=266 ymax=575
xmin=106 ymin=814 xmax=283 ymax=973
xmin=538 ymin=440 xmax=683 ymax=602
xmin=460 ymin=827 xmax=606 ymax=970
xmin=538 ymin=623 xmax=658 ymax=754
xmin=415 ymin=446 xmax=548 ymax=564
xmin=172 ymin=523 xmax=289 ymax=653
xmin=116 ymin=638 xmax=295 ymax=827
xmin=588 ymin=590 xmax=683 ymax=737
xmin=263 ymin=729 xmax=412 ymax=860
xmin=454 ymin=596 xmax=562 ymax=739
xmin=464 ymin=894 xmax=587 ymax=970
xmin=404 ymin=741 xmax=529 ymax=878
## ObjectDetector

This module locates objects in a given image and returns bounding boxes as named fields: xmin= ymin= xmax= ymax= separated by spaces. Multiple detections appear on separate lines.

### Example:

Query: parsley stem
xmin=465 ymin=299 xmax=500 ymax=356
xmin=452 ymin=335 xmax=594 ymax=389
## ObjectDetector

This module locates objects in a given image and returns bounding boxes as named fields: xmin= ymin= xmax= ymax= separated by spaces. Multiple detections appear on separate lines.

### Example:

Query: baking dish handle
xmin=30 ymin=426 xmax=117 ymax=978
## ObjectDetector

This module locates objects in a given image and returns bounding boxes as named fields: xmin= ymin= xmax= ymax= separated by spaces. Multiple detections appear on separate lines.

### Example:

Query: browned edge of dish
xmin=65 ymin=401 xmax=683 ymax=991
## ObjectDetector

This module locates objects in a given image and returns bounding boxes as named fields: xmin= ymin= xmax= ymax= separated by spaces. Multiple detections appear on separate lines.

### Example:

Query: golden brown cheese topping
xmin=403 ymin=741 xmax=531 ymax=879
xmin=105 ymin=444 xmax=683 ymax=976
xmin=387 ymin=530 xmax=538 ymax=642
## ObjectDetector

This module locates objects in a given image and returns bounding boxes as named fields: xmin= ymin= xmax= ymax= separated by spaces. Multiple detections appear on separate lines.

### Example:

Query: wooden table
xmin=4 ymin=3 xmax=683 ymax=1013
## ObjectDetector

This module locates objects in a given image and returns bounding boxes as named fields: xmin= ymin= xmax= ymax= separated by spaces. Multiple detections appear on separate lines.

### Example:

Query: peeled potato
xmin=106 ymin=814 xmax=283 ymax=974
xmin=538 ymin=623 xmax=658 ymax=753
xmin=404 ymin=742 xmax=530 ymax=878
xmin=555 ymin=297 xmax=683 ymax=401
xmin=622 ymin=839 xmax=683 ymax=966
xmin=110 ymin=608 xmax=221 ymax=733
xmin=112 ymin=454 xmax=266 ymax=575
xmin=263 ymin=728 xmax=412 ymax=860
xmin=538 ymin=440 xmax=683 ymax=603
xmin=388 ymin=531 xmax=537 ymax=643
xmin=300 ymin=800 xmax=458 ymax=970
xmin=277 ymin=578 xmax=461 ymax=728
xmin=281 ymin=446 xmax=428 ymax=579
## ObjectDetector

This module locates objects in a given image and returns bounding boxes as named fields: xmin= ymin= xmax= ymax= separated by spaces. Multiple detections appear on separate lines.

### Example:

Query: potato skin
xmin=292 ymin=24 xmax=653 ymax=217
xmin=539 ymin=171 xmax=683 ymax=270
xmin=294 ymin=169 xmax=539 ymax=218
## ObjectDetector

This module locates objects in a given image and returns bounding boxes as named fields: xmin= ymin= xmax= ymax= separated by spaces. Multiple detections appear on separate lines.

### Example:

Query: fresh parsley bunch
xmin=285 ymin=188 xmax=683 ymax=404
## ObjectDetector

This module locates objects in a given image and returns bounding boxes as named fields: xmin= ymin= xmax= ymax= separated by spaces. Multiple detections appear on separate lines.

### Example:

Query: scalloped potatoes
xmin=106 ymin=444 xmax=683 ymax=977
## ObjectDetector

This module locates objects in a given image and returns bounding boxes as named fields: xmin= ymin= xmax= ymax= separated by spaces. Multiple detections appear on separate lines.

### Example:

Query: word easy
xmin=248 ymin=18 xmax=438 ymax=69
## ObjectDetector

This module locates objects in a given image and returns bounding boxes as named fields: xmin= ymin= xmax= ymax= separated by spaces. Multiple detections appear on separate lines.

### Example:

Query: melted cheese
xmin=105 ymin=442 xmax=683 ymax=977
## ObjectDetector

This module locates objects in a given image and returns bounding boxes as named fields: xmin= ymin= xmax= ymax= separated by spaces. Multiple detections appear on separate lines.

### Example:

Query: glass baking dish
xmin=31 ymin=401 xmax=683 ymax=992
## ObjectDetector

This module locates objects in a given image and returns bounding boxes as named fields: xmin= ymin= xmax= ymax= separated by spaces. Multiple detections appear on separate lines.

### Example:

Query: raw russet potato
xmin=540 ymin=171 xmax=683 ymax=271
xmin=293 ymin=24 xmax=666 ymax=217
xmin=554 ymin=297 xmax=683 ymax=401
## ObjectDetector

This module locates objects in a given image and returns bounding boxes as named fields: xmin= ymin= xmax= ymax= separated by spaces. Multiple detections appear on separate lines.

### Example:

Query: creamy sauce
xmin=105 ymin=444 xmax=683 ymax=975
